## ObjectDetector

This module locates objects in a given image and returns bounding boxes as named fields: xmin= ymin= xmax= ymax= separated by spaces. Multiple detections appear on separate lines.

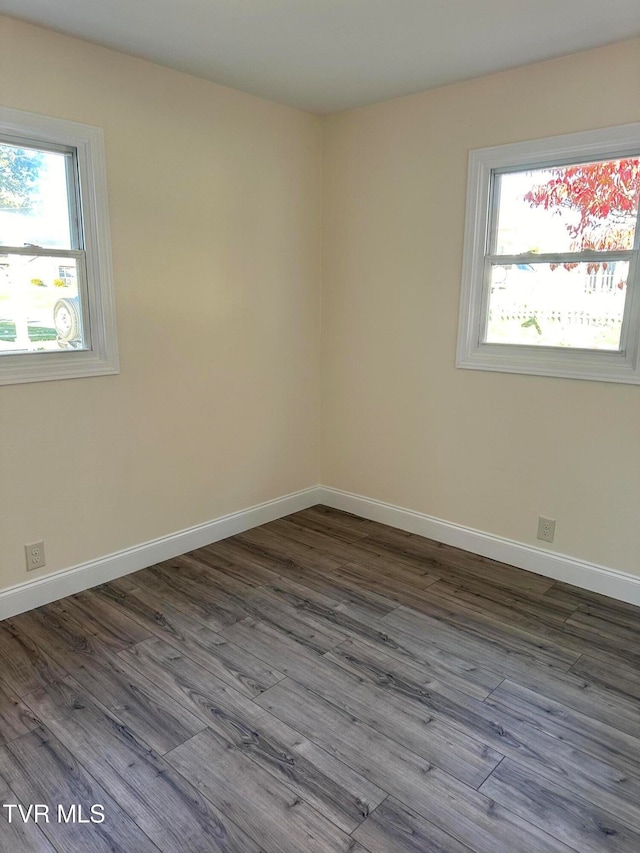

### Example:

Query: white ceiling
xmin=2 ymin=0 xmax=639 ymax=114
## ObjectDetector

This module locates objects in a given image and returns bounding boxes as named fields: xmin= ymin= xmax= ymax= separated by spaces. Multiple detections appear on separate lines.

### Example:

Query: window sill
xmin=456 ymin=341 xmax=640 ymax=384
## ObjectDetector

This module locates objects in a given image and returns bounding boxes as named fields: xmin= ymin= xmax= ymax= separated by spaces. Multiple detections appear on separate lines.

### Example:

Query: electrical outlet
xmin=537 ymin=517 xmax=556 ymax=543
xmin=25 ymin=541 xmax=46 ymax=571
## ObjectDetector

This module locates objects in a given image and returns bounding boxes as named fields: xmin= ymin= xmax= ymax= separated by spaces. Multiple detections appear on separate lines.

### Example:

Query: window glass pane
xmin=494 ymin=158 xmax=640 ymax=255
xmin=0 ymin=142 xmax=74 ymax=250
xmin=485 ymin=261 xmax=628 ymax=350
xmin=0 ymin=253 xmax=85 ymax=353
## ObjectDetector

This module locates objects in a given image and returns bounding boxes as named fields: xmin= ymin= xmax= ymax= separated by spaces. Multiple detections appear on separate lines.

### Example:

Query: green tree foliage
xmin=0 ymin=143 xmax=45 ymax=209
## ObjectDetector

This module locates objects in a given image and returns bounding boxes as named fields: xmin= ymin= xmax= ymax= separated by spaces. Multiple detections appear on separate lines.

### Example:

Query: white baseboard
xmin=3 ymin=482 xmax=639 ymax=619
xmin=317 ymin=486 xmax=640 ymax=607
xmin=0 ymin=487 xmax=319 ymax=620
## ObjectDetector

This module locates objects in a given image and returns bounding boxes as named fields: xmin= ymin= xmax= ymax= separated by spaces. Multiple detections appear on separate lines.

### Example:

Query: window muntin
xmin=456 ymin=124 xmax=640 ymax=384
xmin=0 ymin=108 xmax=118 ymax=384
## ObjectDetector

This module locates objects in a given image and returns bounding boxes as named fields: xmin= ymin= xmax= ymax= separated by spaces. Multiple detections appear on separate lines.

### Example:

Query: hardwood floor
xmin=1 ymin=505 xmax=639 ymax=852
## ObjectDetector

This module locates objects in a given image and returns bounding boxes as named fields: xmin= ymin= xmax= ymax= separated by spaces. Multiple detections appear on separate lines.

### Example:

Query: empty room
xmin=1 ymin=2 xmax=640 ymax=851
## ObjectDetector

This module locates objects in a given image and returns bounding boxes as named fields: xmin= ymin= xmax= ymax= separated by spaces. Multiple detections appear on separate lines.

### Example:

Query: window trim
xmin=0 ymin=107 xmax=118 ymax=385
xmin=456 ymin=122 xmax=640 ymax=384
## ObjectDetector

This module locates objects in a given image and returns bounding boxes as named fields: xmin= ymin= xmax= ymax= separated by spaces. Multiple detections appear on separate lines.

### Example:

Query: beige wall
xmin=0 ymin=17 xmax=322 ymax=590
xmin=2 ymin=18 xmax=639 ymax=595
xmin=322 ymin=39 xmax=640 ymax=576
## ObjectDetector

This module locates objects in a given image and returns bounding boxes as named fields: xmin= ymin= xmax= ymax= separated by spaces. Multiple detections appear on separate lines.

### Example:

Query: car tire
xmin=53 ymin=297 xmax=81 ymax=343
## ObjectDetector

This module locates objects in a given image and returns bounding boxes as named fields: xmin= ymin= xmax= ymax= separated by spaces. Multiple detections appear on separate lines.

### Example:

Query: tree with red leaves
xmin=524 ymin=158 xmax=640 ymax=273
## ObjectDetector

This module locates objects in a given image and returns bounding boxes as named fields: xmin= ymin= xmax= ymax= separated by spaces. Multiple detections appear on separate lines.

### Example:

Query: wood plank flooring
xmin=1 ymin=505 xmax=639 ymax=852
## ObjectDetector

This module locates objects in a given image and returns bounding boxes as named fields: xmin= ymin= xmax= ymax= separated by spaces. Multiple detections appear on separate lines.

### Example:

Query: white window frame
xmin=0 ymin=107 xmax=118 ymax=385
xmin=456 ymin=123 xmax=640 ymax=384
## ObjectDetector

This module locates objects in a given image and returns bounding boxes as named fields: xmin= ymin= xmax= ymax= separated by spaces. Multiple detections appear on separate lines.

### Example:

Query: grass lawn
xmin=0 ymin=320 xmax=57 ymax=343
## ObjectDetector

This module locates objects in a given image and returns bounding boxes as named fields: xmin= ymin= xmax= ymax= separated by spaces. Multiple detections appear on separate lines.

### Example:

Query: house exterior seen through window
xmin=457 ymin=124 xmax=640 ymax=384
xmin=0 ymin=107 xmax=118 ymax=385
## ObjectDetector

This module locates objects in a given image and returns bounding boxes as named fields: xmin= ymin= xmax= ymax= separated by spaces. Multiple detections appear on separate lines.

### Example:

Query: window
xmin=456 ymin=123 xmax=640 ymax=383
xmin=0 ymin=107 xmax=118 ymax=384
xmin=58 ymin=265 xmax=76 ymax=284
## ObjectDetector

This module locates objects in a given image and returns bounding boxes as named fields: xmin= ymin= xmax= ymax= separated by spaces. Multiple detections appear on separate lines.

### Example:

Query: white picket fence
xmin=488 ymin=305 xmax=620 ymax=328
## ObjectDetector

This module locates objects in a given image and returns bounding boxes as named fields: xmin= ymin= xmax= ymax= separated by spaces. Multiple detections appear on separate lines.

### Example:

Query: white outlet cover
xmin=25 ymin=541 xmax=46 ymax=571
xmin=537 ymin=517 xmax=556 ymax=543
